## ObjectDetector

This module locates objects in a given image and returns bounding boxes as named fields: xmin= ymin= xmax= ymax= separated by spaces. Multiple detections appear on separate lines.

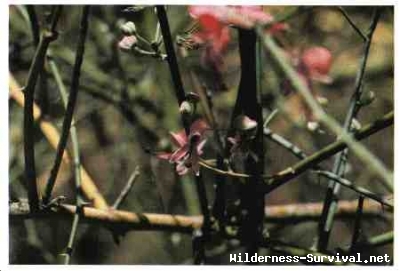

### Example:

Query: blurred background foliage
xmin=9 ymin=5 xmax=393 ymax=264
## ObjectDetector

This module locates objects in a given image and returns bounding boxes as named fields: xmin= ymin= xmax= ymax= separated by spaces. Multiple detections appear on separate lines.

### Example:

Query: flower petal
xmin=196 ymin=139 xmax=207 ymax=155
xmin=169 ymin=145 xmax=189 ymax=163
xmin=156 ymin=152 xmax=172 ymax=160
xmin=118 ymin=35 xmax=137 ymax=51
xmin=176 ymin=161 xmax=189 ymax=175
xmin=169 ymin=131 xmax=188 ymax=147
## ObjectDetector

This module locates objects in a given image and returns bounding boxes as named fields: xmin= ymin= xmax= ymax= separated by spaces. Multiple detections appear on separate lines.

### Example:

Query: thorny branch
xmin=318 ymin=8 xmax=382 ymax=251
xmin=23 ymin=5 xmax=62 ymax=212
xmin=263 ymin=111 xmax=393 ymax=194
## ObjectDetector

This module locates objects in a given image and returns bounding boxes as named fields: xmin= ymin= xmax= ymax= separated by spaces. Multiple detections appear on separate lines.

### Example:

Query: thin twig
xmin=49 ymin=49 xmax=84 ymax=265
xmin=48 ymin=6 xmax=90 ymax=264
xmin=264 ymin=127 xmax=307 ymax=160
xmin=316 ymin=171 xmax=392 ymax=210
xmin=337 ymin=7 xmax=367 ymax=41
xmin=352 ymin=231 xmax=393 ymax=251
xmin=43 ymin=6 xmax=90 ymax=206
xmin=23 ymin=6 xmax=62 ymax=212
xmin=263 ymin=109 xmax=278 ymax=127
xmin=318 ymin=8 xmax=382 ymax=251
xmin=112 ymin=166 xmax=140 ymax=209
xmin=200 ymin=157 xmax=392 ymax=208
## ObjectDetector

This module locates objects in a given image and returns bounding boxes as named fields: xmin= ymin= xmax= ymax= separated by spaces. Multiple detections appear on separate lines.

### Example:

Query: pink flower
xmin=281 ymin=46 xmax=333 ymax=126
xmin=299 ymin=47 xmax=333 ymax=84
xmin=157 ymin=119 xmax=209 ymax=176
xmin=189 ymin=5 xmax=288 ymax=31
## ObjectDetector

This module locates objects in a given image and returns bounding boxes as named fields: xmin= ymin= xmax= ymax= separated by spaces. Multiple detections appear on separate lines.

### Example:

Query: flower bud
xmin=359 ymin=91 xmax=375 ymax=106
xmin=301 ymin=47 xmax=333 ymax=76
xmin=179 ymin=101 xmax=194 ymax=116
xmin=118 ymin=35 xmax=137 ymax=51
xmin=351 ymin=118 xmax=361 ymax=131
xmin=316 ymin=96 xmax=329 ymax=106
xmin=307 ymin=121 xmax=320 ymax=132
xmin=233 ymin=115 xmax=257 ymax=131
xmin=120 ymin=21 xmax=137 ymax=36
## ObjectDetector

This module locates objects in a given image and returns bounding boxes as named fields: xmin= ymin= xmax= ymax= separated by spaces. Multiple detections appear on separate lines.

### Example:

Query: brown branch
xmin=9 ymin=73 xmax=109 ymax=210
xmin=10 ymin=197 xmax=389 ymax=233
xmin=265 ymin=196 xmax=390 ymax=223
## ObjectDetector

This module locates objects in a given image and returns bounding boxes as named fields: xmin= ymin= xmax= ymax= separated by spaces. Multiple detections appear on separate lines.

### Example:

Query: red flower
xmin=157 ymin=119 xmax=209 ymax=176
xmin=192 ymin=13 xmax=231 ymax=73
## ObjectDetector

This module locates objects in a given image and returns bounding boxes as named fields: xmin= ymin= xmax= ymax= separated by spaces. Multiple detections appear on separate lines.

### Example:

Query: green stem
xmin=43 ymin=6 xmax=90 ymax=205
xmin=318 ymin=8 xmax=382 ymax=251
xmin=47 ymin=6 xmax=90 ymax=264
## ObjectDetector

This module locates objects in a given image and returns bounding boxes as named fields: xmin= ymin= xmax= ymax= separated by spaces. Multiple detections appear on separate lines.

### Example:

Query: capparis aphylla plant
xmin=9 ymin=5 xmax=393 ymax=265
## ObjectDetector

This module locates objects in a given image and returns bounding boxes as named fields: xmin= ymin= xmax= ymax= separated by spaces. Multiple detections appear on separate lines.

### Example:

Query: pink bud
xmin=118 ymin=35 xmax=137 ymax=51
